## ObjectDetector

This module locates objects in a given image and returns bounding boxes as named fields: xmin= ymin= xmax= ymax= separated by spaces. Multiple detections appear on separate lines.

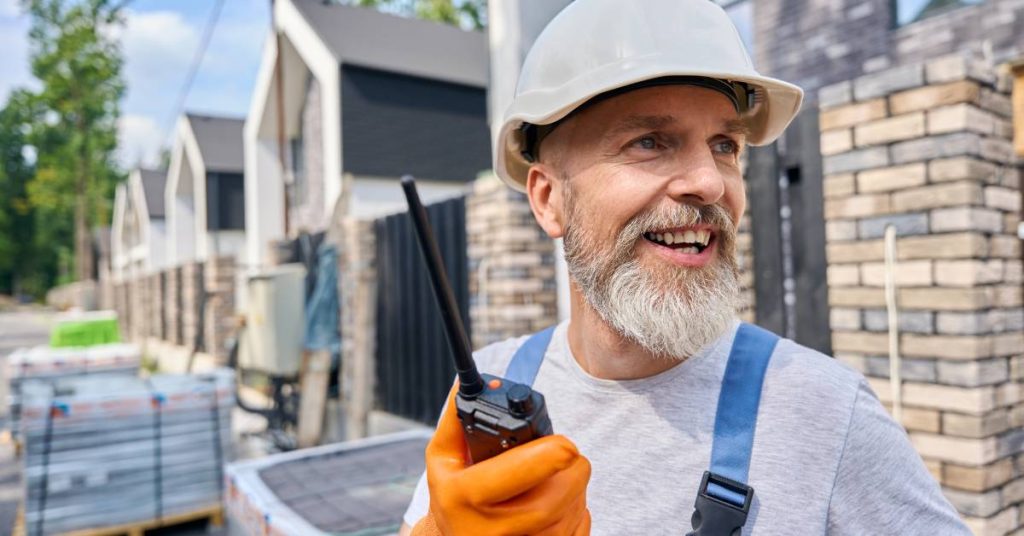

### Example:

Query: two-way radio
xmin=401 ymin=176 xmax=553 ymax=464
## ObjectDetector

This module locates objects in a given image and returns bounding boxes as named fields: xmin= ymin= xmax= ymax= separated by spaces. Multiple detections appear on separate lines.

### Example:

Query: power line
xmin=160 ymin=0 xmax=228 ymax=147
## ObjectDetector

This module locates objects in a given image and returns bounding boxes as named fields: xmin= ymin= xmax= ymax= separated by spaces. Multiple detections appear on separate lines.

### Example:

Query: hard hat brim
xmin=496 ymin=68 xmax=804 ymax=193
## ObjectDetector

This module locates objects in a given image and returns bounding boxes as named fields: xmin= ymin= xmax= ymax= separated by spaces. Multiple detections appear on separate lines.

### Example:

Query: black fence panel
xmin=375 ymin=196 xmax=469 ymax=425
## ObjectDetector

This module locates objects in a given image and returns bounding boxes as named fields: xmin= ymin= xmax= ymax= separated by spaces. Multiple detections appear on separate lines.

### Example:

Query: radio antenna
xmin=400 ymin=176 xmax=484 ymax=398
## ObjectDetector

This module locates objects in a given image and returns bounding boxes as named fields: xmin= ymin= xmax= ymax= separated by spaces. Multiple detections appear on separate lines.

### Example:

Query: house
xmin=243 ymin=0 xmax=490 ymax=271
xmin=111 ymin=168 xmax=168 ymax=282
xmin=165 ymin=113 xmax=247 ymax=268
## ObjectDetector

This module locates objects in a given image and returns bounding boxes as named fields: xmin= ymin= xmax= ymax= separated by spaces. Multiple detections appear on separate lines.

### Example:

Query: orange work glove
xmin=412 ymin=385 xmax=592 ymax=536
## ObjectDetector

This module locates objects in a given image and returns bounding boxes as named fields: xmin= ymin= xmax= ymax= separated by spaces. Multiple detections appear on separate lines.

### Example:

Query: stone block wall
xmin=820 ymin=54 xmax=1023 ymax=534
xmin=466 ymin=174 xmax=559 ymax=349
xmin=755 ymin=0 xmax=1023 ymax=106
xmin=337 ymin=218 xmax=377 ymax=440
xmin=204 ymin=256 xmax=237 ymax=362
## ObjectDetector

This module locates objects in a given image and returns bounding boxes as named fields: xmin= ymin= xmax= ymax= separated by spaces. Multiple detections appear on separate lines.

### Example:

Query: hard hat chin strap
xmin=520 ymin=76 xmax=756 ymax=163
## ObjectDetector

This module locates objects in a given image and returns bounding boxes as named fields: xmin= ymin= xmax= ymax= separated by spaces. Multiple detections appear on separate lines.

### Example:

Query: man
xmin=400 ymin=0 xmax=970 ymax=534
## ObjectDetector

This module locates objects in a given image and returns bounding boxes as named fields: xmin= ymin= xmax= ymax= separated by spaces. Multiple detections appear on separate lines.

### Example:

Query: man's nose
xmin=663 ymin=146 xmax=727 ymax=206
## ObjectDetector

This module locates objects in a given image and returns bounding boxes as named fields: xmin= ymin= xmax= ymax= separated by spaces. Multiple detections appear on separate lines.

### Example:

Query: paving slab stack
xmin=819 ymin=53 xmax=1023 ymax=534
xmin=224 ymin=430 xmax=430 ymax=536
xmin=5 ymin=343 xmax=141 ymax=435
xmin=19 ymin=369 xmax=234 ymax=535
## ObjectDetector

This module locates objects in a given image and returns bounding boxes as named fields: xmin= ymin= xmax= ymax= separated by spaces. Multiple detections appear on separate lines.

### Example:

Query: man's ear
xmin=525 ymin=164 xmax=565 ymax=239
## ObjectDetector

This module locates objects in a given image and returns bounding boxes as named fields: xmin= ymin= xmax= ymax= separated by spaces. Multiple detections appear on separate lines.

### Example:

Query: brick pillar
xmin=204 ymin=255 xmax=237 ymax=362
xmin=819 ymin=53 xmax=1023 ymax=535
xmin=148 ymin=274 xmax=161 ymax=339
xmin=166 ymin=266 xmax=182 ymax=346
xmin=466 ymin=174 xmax=558 ymax=349
xmin=338 ymin=218 xmax=376 ymax=439
xmin=181 ymin=261 xmax=202 ymax=350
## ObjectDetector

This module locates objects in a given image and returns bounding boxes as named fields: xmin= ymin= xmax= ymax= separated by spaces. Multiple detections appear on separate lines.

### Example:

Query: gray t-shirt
xmin=403 ymin=320 xmax=969 ymax=535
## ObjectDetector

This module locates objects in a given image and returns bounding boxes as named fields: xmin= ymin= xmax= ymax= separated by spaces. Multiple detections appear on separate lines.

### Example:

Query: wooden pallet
xmin=16 ymin=504 xmax=223 ymax=536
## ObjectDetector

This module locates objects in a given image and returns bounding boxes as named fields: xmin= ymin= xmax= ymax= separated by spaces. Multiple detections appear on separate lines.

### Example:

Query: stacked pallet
xmin=5 ymin=343 xmax=141 ymax=433
xmin=225 ymin=430 xmax=430 ymax=536
xmin=19 ymin=369 xmax=233 ymax=536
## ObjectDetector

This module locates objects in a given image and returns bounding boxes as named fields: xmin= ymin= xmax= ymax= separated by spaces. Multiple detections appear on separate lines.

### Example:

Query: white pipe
xmin=883 ymin=225 xmax=903 ymax=426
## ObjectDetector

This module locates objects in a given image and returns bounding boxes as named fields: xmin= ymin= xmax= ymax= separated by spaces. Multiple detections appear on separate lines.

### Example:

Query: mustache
xmin=615 ymin=204 xmax=736 ymax=257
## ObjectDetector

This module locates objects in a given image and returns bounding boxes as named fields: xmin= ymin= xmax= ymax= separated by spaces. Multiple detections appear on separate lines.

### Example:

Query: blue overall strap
xmin=689 ymin=323 xmax=779 ymax=535
xmin=504 ymin=326 xmax=557 ymax=386
xmin=707 ymin=322 xmax=780 ymax=504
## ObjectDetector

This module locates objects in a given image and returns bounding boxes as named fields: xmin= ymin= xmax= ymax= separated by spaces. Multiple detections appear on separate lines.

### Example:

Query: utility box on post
xmin=241 ymin=263 xmax=307 ymax=377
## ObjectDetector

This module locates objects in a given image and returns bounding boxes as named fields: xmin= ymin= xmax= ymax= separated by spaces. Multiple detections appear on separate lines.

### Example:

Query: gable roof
xmin=138 ymin=169 xmax=166 ymax=219
xmin=186 ymin=113 xmax=245 ymax=173
xmin=288 ymin=0 xmax=488 ymax=88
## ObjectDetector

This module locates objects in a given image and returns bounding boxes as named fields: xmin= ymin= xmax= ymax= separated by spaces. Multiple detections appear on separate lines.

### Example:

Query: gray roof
xmin=186 ymin=114 xmax=245 ymax=173
xmin=289 ymin=0 xmax=489 ymax=88
xmin=138 ymin=169 xmax=166 ymax=219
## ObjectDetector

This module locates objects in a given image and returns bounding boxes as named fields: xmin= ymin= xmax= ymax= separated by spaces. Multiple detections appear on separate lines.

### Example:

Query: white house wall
xmin=244 ymin=38 xmax=285 ymax=273
xmin=277 ymin=0 xmax=342 ymax=231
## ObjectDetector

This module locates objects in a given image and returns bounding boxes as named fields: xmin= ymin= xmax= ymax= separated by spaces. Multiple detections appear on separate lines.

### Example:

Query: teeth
xmin=645 ymin=229 xmax=712 ymax=248
xmin=681 ymin=246 xmax=698 ymax=254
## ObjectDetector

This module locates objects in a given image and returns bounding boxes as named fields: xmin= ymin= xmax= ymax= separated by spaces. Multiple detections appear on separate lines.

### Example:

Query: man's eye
xmin=631 ymin=136 xmax=659 ymax=150
xmin=713 ymin=140 xmax=739 ymax=154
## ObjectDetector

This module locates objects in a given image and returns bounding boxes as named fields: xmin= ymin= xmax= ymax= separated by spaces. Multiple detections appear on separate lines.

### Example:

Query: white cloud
xmin=0 ymin=0 xmax=21 ymax=18
xmin=119 ymin=10 xmax=199 ymax=114
xmin=117 ymin=114 xmax=164 ymax=169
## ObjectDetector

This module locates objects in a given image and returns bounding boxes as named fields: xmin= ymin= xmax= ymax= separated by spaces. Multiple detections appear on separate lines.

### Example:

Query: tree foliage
xmin=337 ymin=0 xmax=487 ymax=30
xmin=25 ymin=0 xmax=125 ymax=284
xmin=0 ymin=0 xmax=125 ymax=297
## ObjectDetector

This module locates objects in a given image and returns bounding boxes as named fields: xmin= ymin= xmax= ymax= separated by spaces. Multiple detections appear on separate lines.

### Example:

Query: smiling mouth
xmin=643 ymin=228 xmax=714 ymax=254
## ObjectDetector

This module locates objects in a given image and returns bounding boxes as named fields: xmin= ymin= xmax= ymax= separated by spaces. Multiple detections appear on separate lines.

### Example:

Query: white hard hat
xmin=495 ymin=0 xmax=804 ymax=192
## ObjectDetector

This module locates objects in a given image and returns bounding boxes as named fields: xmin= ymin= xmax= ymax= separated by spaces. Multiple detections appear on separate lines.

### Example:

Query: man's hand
xmin=411 ymin=385 xmax=591 ymax=535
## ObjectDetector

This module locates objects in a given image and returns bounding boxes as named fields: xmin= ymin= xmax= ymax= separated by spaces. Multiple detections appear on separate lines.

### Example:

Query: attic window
xmin=893 ymin=0 xmax=985 ymax=26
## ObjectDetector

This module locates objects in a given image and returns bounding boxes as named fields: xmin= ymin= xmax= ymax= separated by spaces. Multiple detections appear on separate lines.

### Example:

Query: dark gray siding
xmin=340 ymin=64 xmax=491 ymax=182
xmin=206 ymin=172 xmax=246 ymax=231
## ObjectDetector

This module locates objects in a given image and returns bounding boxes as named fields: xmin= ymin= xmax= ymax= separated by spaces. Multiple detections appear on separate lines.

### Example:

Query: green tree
xmin=0 ymin=90 xmax=41 ymax=296
xmin=24 ymin=0 xmax=125 ymax=284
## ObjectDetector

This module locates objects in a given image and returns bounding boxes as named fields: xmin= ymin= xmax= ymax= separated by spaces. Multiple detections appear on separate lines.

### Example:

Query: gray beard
xmin=562 ymin=190 xmax=741 ymax=362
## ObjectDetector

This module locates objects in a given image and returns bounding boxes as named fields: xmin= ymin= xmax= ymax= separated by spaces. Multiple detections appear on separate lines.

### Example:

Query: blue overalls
xmin=503 ymin=323 xmax=780 ymax=536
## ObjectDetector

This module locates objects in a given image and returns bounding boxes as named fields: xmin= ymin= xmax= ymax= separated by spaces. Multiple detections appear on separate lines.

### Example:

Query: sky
xmin=0 ymin=0 xmax=271 ymax=169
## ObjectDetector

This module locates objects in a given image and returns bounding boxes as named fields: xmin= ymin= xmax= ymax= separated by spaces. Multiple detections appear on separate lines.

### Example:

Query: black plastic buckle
xmin=687 ymin=471 xmax=754 ymax=536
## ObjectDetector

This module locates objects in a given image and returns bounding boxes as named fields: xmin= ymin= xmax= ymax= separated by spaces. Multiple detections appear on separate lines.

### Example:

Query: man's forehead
xmin=598 ymin=113 xmax=751 ymax=143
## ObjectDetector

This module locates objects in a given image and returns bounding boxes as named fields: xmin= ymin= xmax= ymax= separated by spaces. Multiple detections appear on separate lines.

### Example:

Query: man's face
xmin=532 ymin=84 xmax=748 ymax=360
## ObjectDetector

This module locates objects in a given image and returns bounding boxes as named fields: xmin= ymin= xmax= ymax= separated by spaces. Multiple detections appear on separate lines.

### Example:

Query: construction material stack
xmin=225 ymin=430 xmax=429 ymax=536
xmin=5 ymin=343 xmax=141 ymax=434
xmin=19 ymin=369 xmax=233 ymax=535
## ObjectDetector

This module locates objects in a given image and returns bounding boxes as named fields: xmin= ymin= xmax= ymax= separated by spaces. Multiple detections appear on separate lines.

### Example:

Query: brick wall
xmin=820 ymin=54 xmax=1023 ymax=535
xmin=755 ymin=0 xmax=1024 ymax=105
xmin=466 ymin=174 xmax=559 ymax=349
